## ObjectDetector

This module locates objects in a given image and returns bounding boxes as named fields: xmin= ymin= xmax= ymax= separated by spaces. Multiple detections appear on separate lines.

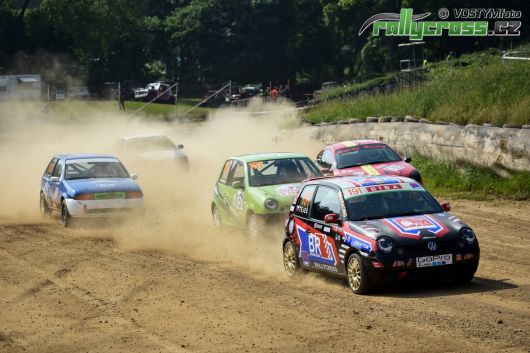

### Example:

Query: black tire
xmin=283 ymin=241 xmax=300 ymax=276
xmin=346 ymin=253 xmax=372 ymax=294
xmin=212 ymin=205 xmax=222 ymax=227
xmin=60 ymin=200 xmax=71 ymax=227
xmin=453 ymin=270 xmax=475 ymax=285
xmin=40 ymin=192 xmax=51 ymax=217
xmin=246 ymin=213 xmax=265 ymax=238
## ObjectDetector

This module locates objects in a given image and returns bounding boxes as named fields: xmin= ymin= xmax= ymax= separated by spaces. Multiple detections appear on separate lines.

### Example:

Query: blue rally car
xmin=40 ymin=154 xmax=144 ymax=226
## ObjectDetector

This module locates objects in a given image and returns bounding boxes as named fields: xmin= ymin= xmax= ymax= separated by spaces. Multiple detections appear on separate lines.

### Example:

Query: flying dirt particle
xmin=497 ymin=320 xmax=504 ymax=324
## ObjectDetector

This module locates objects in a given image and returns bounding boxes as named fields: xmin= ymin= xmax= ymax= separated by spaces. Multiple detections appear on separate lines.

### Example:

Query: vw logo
xmin=427 ymin=241 xmax=437 ymax=251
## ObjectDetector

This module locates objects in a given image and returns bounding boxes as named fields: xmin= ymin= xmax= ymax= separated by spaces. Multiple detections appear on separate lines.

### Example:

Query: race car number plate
xmin=416 ymin=254 xmax=453 ymax=268
xmin=94 ymin=192 xmax=125 ymax=200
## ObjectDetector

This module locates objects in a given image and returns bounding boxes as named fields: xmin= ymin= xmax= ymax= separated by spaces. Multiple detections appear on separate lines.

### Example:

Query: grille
xmin=397 ymin=240 xmax=460 ymax=255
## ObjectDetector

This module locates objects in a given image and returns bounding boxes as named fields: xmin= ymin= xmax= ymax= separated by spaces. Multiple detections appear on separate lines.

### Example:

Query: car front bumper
xmin=362 ymin=251 xmax=480 ymax=284
xmin=65 ymin=198 xmax=144 ymax=218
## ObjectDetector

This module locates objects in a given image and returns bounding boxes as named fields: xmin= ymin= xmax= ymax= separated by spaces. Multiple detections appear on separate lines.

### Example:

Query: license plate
xmin=416 ymin=254 xmax=453 ymax=268
xmin=94 ymin=192 xmax=125 ymax=200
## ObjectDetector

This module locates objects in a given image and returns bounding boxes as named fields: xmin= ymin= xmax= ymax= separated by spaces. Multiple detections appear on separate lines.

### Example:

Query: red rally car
xmin=315 ymin=140 xmax=422 ymax=183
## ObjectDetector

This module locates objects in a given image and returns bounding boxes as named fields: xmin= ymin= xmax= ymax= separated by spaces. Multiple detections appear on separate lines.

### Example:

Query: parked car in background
xmin=117 ymin=134 xmax=189 ymax=170
xmin=282 ymin=175 xmax=480 ymax=294
xmin=316 ymin=140 xmax=422 ymax=183
xmin=40 ymin=154 xmax=144 ymax=227
xmin=211 ymin=153 xmax=322 ymax=237
xmin=134 ymin=82 xmax=175 ymax=103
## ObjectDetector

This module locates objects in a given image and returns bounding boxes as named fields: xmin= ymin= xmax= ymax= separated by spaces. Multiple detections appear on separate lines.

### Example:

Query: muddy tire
xmin=61 ymin=200 xmax=71 ymax=228
xmin=40 ymin=192 xmax=51 ymax=217
xmin=346 ymin=253 xmax=371 ymax=294
xmin=283 ymin=241 xmax=300 ymax=276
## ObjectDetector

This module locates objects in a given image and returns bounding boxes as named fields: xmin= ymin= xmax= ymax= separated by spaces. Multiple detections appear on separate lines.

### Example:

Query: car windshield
xmin=248 ymin=157 xmax=321 ymax=187
xmin=345 ymin=190 xmax=443 ymax=221
xmin=336 ymin=144 xmax=401 ymax=169
xmin=127 ymin=136 xmax=176 ymax=152
xmin=65 ymin=161 xmax=129 ymax=180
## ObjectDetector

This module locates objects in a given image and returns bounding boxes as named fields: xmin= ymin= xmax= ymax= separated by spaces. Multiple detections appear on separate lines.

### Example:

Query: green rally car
xmin=212 ymin=153 xmax=322 ymax=237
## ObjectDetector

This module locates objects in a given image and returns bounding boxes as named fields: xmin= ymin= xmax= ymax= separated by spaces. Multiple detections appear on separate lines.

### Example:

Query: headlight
xmin=264 ymin=198 xmax=278 ymax=210
xmin=460 ymin=228 xmax=476 ymax=244
xmin=377 ymin=236 xmax=395 ymax=253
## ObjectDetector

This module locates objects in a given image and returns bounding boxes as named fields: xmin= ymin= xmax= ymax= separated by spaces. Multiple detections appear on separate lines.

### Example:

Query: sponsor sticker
xmin=366 ymin=184 xmax=403 ymax=192
xmin=416 ymin=254 xmax=453 ymax=268
xmin=94 ymin=192 xmax=125 ymax=200
xmin=276 ymin=185 xmax=300 ymax=197
xmin=385 ymin=215 xmax=449 ymax=238
xmin=297 ymin=226 xmax=338 ymax=266
xmin=383 ymin=165 xmax=404 ymax=172
xmin=344 ymin=232 xmax=372 ymax=252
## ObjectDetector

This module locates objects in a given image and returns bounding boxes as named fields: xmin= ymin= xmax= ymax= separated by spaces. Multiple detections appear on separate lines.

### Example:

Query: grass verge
xmin=412 ymin=155 xmax=530 ymax=200
xmin=306 ymin=51 xmax=530 ymax=125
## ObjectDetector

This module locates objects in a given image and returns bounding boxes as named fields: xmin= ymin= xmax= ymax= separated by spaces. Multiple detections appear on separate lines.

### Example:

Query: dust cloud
xmin=0 ymin=99 xmax=323 ymax=276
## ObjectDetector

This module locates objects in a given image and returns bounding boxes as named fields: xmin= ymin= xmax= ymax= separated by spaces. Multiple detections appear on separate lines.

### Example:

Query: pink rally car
xmin=315 ymin=140 xmax=422 ymax=183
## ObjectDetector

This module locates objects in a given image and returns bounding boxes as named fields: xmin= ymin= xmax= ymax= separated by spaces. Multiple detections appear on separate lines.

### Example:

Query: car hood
xmin=347 ymin=213 xmax=468 ymax=244
xmin=134 ymin=149 xmax=186 ymax=161
xmin=334 ymin=161 xmax=416 ymax=177
xmin=250 ymin=183 xmax=301 ymax=205
xmin=66 ymin=178 xmax=142 ymax=195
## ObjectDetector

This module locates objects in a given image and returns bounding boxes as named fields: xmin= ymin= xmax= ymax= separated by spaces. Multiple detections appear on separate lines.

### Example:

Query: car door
xmin=305 ymin=186 xmax=343 ymax=273
xmin=49 ymin=159 xmax=65 ymax=208
xmin=218 ymin=160 xmax=246 ymax=225
xmin=42 ymin=157 xmax=58 ymax=206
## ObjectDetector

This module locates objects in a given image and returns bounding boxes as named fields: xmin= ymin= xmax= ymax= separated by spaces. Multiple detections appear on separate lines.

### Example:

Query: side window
xmin=226 ymin=161 xmax=244 ymax=187
xmin=311 ymin=186 xmax=342 ymax=221
xmin=219 ymin=160 xmax=232 ymax=185
xmin=45 ymin=158 xmax=58 ymax=176
xmin=52 ymin=160 xmax=64 ymax=178
xmin=294 ymin=185 xmax=317 ymax=218
xmin=321 ymin=150 xmax=333 ymax=168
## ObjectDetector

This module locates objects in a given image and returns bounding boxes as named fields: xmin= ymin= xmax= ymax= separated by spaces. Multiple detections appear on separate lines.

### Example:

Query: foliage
xmin=1 ymin=0 xmax=529 ymax=90
xmin=412 ymin=156 xmax=530 ymax=201
xmin=306 ymin=52 xmax=530 ymax=125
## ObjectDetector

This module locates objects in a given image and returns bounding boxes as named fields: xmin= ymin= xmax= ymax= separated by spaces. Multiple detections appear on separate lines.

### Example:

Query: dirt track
xmin=1 ymin=200 xmax=529 ymax=353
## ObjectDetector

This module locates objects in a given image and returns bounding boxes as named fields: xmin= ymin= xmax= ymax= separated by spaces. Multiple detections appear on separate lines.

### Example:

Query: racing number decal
xmin=234 ymin=190 xmax=244 ymax=210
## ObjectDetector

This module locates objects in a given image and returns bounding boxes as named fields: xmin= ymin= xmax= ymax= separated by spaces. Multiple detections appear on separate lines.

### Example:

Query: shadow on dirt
xmin=314 ymin=275 xmax=517 ymax=298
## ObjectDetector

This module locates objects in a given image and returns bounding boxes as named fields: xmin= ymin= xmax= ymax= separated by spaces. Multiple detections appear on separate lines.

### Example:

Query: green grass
xmin=306 ymin=51 xmax=530 ymax=125
xmin=316 ymin=74 xmax=395 ymax=101
xmin=412 ymin=155 xmax=530 ymax=200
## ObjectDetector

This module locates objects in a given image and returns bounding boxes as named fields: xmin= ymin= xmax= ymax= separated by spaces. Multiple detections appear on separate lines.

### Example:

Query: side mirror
xmin=177 ymin=144 xmax=184 ymax=149
xmin=440 ymin=201 xmax=451 ymax=212
xmin=320 ymin=167 xmax=332 ymax=175
xmin=404 ymin=157 xmax=412 ymax=163
xmin=131 ymin=174 xmax=138 ymax=180
xmin=231 ymin=180 xmax=244 ymax=189
xmin=50 ymin=176 xmax=60 ymax=183
xmin=324 ymin=213 xmax=340 ymax=224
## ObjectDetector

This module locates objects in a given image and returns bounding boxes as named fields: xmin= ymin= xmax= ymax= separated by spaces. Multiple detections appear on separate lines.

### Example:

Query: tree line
xmin=1 ymin=0 xmax=527 ymax=93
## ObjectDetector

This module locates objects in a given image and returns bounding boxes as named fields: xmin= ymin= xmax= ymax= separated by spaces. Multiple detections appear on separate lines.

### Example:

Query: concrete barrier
xmin=298 ymin=122 xmax=530 ymax=172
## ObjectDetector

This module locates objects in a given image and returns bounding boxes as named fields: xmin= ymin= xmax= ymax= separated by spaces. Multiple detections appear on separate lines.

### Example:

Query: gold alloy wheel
xmin=347 ymin=256 xmax=362 ymax=291
xmin=283 ymin=244 xmax=297 ymax=276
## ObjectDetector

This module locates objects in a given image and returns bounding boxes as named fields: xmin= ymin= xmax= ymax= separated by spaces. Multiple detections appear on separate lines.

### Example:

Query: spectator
xmin=271 ymin=87 xmax=278 ymax=102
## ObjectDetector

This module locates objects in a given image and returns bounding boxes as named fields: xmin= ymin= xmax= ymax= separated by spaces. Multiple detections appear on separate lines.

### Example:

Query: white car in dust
xmin=117 ymin=134 xmax=189 ymax=170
